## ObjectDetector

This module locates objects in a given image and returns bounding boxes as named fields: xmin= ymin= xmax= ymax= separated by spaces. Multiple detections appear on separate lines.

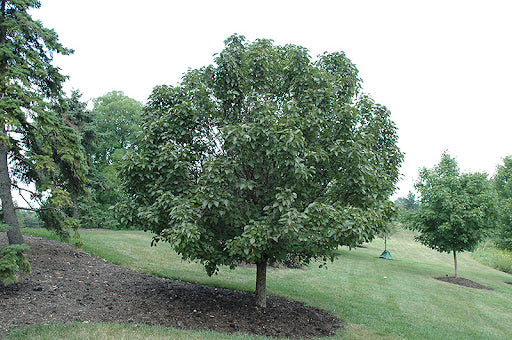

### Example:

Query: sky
xmin=32 ymin=0 xmax=512 ymax=198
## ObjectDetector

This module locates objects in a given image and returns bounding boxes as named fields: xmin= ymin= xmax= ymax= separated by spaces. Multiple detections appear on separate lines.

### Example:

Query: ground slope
xmin=0 ymin=235 xmax=339 ymax=338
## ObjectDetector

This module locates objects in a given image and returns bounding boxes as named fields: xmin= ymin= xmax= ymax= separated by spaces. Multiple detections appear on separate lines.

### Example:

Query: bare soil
xmin=0 ymin=235 xmax=341 ymax=338
xmin=434 ymin=276 xmax=493 ymax=290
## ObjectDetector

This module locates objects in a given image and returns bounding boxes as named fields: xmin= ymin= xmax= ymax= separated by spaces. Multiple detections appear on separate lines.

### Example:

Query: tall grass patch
xmin=473 ymin=241 xmax=512 ymax=274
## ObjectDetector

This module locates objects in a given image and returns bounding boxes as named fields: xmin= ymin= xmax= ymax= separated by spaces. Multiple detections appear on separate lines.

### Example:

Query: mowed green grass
xmin=11 ymin=228 xmax=512 ymax=339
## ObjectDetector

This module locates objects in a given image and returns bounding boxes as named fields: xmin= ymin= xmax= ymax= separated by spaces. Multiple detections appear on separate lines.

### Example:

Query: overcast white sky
xmin=32 ymin=0 xmax=512 ymax=198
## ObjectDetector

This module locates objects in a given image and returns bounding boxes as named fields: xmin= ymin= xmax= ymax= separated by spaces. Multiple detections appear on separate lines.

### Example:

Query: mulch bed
xmin=0 ymin=235 xmax=340 ymax=338
xmin=434 ymin=276 xmax=493 ymax=290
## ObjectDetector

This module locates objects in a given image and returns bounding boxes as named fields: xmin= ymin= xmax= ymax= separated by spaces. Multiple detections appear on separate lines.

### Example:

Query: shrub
xmin=0 ymin=244 xmax=32 ymax=286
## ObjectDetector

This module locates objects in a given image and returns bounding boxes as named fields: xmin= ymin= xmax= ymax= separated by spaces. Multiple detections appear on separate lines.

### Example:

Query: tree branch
xmin=18 ymin=193 xmax=36 ymax=211
xmin=11 ymin=183 xmax=38 ymax=197
xmin=10 ymin=183 xmax=41 ymax=211
xmin=13 ymin=206 xmax=39 ymax=212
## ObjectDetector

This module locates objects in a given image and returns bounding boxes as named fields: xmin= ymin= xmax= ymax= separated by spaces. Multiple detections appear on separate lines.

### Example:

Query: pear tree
xmin=119 ymin=35 xmax=402 ymax=307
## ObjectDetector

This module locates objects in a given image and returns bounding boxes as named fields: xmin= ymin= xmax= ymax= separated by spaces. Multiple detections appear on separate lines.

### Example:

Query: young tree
xmin=119 ymin=35 xmax=403 ymax=307
xmin=492 ymin=156 xmax=512 ymax=250
xmin=410 ymin=152 xmax=498 ymax=277
xmin=0 ymin=0 xmax=79 ymax=244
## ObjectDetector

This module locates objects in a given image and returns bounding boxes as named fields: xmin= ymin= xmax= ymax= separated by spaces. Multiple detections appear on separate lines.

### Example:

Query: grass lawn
xmin=10 ymin=228 xmax=512 ymax=339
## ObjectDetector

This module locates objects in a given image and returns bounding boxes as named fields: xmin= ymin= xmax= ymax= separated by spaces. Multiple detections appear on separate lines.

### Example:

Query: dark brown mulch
xmin=434 ymin=276 xmax=493 ymax=290
xmin=0 ymin=235 xmax=341 ymax=338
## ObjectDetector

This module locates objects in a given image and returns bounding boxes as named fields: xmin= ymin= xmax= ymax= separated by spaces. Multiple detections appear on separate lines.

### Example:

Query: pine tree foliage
xmin=0 ymin=0 xmax=85 ymax=244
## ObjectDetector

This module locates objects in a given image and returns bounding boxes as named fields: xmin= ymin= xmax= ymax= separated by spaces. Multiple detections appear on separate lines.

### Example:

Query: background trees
xmin=119 ymin=35 xmax=402 ymax=307
xmin=492 ymin=156 xmax=512 ymax=250
xmin=79 ymin=91 xmax=142 ymax=229
xmin=395 ymin=191 xmax=419 ymax=212
xmin=410 ymin=152 xmax=498 ymax=277
xmin=42 ymin=90 xmax=142 ymax=231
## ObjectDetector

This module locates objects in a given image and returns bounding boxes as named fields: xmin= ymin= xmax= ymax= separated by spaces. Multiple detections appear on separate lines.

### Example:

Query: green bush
xmin=0 ymin=244 xmax=31 ymax=285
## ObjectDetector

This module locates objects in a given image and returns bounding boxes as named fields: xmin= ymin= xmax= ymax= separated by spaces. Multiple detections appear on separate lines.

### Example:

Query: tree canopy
xmin=410 ymin=152 xmax=498 ymax=277
xmin=118 ymin=34 xmax=403 ymax=307
xmin=91 ymin=91 xmax=142 ymax=166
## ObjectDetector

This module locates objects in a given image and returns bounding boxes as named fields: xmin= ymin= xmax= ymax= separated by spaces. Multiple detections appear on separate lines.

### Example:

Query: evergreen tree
xmin=0 ymin=0 xmax=83 ymax=244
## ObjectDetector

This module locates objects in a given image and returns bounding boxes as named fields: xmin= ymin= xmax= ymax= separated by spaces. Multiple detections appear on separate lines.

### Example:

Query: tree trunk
xmin=0 ymin=3 xmax=21 ymax=244
xmin=453 ymin=251 xmax=458 ymax=278
xmin=0 ymin=139 xmax=24 ymax=244
xmin=255 ymin=259 xmax=267 ymax=308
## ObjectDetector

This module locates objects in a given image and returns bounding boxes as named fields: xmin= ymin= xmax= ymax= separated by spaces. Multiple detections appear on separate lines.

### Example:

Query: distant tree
xmin=81 ymin=91 xmax=142 ymax=229
xmin=118 ymin=35 xmax=403 ymax=307
xmin=492 ymin=156 xmax=512 ymax=250
xmin=394 ymin=191 xmax=419 ymax=230
xmin=0 ymin=0 xmax=85 ymax=245
xmin=91 ymin=91 xmax=142 ymax=165
xmin=395 ymin=191 xmax=419 ymax=211
xmin=410 ymin=153 xmax=498 ymax=277
xmin=16 ymin=210 xmax=42 ymax=228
